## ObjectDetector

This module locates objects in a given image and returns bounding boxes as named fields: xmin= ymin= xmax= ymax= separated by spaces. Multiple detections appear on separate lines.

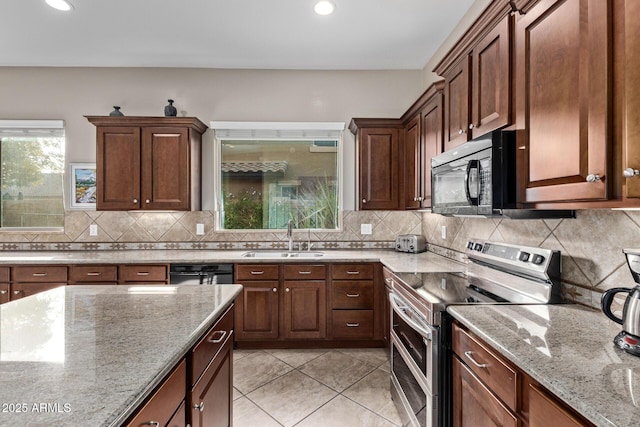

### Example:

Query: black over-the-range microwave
xmin=430 ymin=130 xmax=574 ymax=218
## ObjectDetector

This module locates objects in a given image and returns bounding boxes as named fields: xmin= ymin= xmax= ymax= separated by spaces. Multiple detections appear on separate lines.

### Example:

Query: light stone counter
xmin=448 ymin=304 xmax=640 ymax=427
xmin=0 ymin=249 xmax=466 ymax=274
xmin=0 ymin=284 xmax=242 ymax=426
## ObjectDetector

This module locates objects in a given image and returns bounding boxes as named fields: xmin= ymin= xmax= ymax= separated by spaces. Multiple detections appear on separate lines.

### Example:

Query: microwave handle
xmin=465 ymin=159 xmax=479 ymax=206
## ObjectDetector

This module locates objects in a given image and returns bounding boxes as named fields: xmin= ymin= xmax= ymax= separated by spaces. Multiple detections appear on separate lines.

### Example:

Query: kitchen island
xmin=0 ymin=284 xmax=242 ymax=426
xmin=448 ymin=304 xmax=640 ymax=427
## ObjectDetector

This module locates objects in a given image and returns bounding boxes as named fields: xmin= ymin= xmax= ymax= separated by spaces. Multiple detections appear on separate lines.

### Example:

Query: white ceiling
xmin=3 ymin=0 xmax=477 ymax=70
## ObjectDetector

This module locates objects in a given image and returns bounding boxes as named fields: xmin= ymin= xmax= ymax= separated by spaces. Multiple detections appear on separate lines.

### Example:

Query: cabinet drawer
xmin=236 ymin=264 xmax=280 ymax=281
xmin=332 ymin=281 xmax=373 ymax=309
xmin=119 ymin=265 xmax=168 ymax=283
xmin=452 ymin=323 xmax=518 ymax=411
xmin=0 ymin=267 xmax=9 ymax=283
xmin=332 ymin=264 xmax=374 ymax=280
xmin=332 ymin=310 xmax=374 ymax=339
xmin=0 ymin=284 xmax=9 ymax=304
xmin=70 ymin=265 xmax=118 ymax=283
xmin=12 ymin=266 xmax=68 ymax=283
xmin=191 ymin=305 xmax=233 ymax=387
xmin=125 ymin=359 xmax=186 ymax=427
xmin=283 ymin=264 xmax=326 ymax=280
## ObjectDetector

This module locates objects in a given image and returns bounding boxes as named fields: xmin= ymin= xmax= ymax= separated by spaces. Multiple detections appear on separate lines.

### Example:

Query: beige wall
xmin=0 ymin=67 xmax=422 ymax=212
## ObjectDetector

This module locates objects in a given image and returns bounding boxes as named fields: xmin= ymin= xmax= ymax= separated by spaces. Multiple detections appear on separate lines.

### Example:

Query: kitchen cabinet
xmin=69 ymin=265 xmax=118 ymax=285
xmin=283 ymin=264 xmax=327 ymax=339
xmin=349 ymin=119 xmax=403 ymax=210
xmin=402 ymin=82 xmax=445 ymax=209
xmin=189 ymin=305 xmax=233 ymax=427
xmin=452 ymin=322 xmax=594 ymax=427
xmin=118 ymin=264 xmax=169 ymax=284
xmin=10 ymin=266 xmax=67 ymax=301
xmin=330 ymin=263 xmax=376 ymax=340
xmin=234 ymin=264 xmax=280 ymax=340
xmin=0 ymin=267 xmax=8 ymax=304
xmin=125 ymin=359 xmax=187 ymax=427
xmin=515 ymin=0 xmax=610 ymax=203
xmin=86 ymin=116 xmax=207 ymax=211
xmin=439 ymin=15 xmax=511 ymax=151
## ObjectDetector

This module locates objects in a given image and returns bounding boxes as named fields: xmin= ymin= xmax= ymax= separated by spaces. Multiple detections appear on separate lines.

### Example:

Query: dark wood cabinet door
xmin=190 ymin=336 xmax=232 ymax=427
xmin=0 ymin=284 xmax=9 ymax=304
xmin=452 ymin=356 xmax=519 ymax=427
xmin=141 ymin=127 xmax=190 ymax=210
xmin=10 ymin=283 xmax=65 ymax=300
xmin=358 ymin=127 xmax=400 ymax=210
xmin=622 ymin=0 xmax=640 ymax=199
xmin=235 ymin=281 xmax=279 ymax=340
xmin=471 ymin=15 xmax=511 ymax=138
xmin=403 ymin=115 xmax=422 ymax=210
xmin=528 ymin=383 xmax=584 ymax=427
xmin=283 ymin=281 xmax=326 ymax=339
xmin=516 ymin=0 xmax=610 ymax=203
xmin=420 ymin=93 xmax=444 ymax=208
xmin=444 ymin=56 xmax=471 ymax=151
xmin=96 ymin=126 xmax=141 ymax=210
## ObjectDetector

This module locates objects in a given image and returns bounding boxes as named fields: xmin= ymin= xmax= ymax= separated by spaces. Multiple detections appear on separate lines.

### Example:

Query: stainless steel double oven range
xmin=384 ymin=239 xmax=562 ymax=427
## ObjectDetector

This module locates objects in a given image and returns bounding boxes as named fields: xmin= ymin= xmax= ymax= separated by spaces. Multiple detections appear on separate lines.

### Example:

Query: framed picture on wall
xmin=70 ymin=163 xmax=97 ymax=209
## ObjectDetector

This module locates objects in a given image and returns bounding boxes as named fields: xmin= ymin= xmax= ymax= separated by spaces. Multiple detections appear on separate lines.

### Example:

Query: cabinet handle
xmin=272 ymin=287 xmax=277 ymax=292
xmin=141 ymin=422 xmax=159 ymax=427
xmin=346 ymin=271 xmax=360 ymax=275
xmin=298 ymin=271 xmax=311 ymax=275
xmin=13 ymin=290 xmax=21 ymax=295
xmin=624 ymin=168 xmax=640 ymax=178
xmin=346 ymin=323 xmax=360 ymax=327
xmin=250 ymin=271 xmax=264 ymax=275
xmin=133 ymin=199 xmax=138 ymax=203
xmin=0 ymin=290 xmax=6 ymax=294
xmin=586 ymin=173 xmax=603 ymax=182
xmin=136 ymin=272 xmax=150 ymax=276
xmin=86 ymin=272 xmax=102 ymax=276
xmin=32 ymin=272 xmax=48 ymax=277
xmin=208 ymin=330 xmax=227 ymax=344
xmin=286 ymin=288 xmax=290 ymax=293
xmin=346 ymin=293 xmax=360 ymax=298
xmin=384 ymin=278 xmax=393 ymax=284
xmin=193 ymin=402 xmax=205 ymax=412
xmin=464 ymin=351 xmax=489 ymax=368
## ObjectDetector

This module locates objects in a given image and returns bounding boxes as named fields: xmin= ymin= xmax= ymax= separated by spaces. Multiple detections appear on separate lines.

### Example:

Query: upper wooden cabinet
xmin=402 ymin=82 xmax=445 ymax=209
xmin=438 ymin=13 xmax=512 ymax=151
xmin=515 ymin=0 xmax=610 ymax=204
xmin=86 ymin=116 xmax=207 ymax=211
xmin=349 ymin=120 xmax=402 ymax=210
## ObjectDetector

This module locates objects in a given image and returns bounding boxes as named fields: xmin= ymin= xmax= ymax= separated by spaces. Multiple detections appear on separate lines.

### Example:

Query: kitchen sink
xmin=241 ymin=251 xmax=324 ymax=258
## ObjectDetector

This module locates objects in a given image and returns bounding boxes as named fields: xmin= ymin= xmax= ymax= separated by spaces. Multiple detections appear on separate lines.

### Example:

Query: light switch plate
xmin=196 ymin=224 xmax=205 ymax=235
xmin=89 ymin=224 xmax=98 ymax=236
xmin=361 ymin=224 xmax=372 ymax=235
xmin=441 ymin=225 xmax=447 ymax=240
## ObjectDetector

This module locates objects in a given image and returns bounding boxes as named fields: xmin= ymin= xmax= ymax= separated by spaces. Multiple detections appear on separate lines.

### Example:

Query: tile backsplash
xmin=1 ymin=207 xmax=636 ymax=311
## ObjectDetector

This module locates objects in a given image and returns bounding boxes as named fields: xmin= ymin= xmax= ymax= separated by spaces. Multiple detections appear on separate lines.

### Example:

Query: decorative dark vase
xmin=164 ymin=99 xmax=177 ymax=117
xmin=109 ymin=106 xmax=124 ymax=116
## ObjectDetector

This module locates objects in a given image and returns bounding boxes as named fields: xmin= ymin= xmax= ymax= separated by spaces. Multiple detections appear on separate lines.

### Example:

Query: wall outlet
xmin=361 ymin=223 xmax=372 ymax=235
xmin=441 ymin=225 xmax=447 ymax=240
xmin=89 ymin=224 xmax=98 ymax=236
xmin=196 ymin=223 xmax=205 ymax=235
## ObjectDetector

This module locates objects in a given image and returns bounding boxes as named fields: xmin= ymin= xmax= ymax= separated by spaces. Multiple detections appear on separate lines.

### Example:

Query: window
xmin=0 ymin=120 xmax=65 ymax=229
xmin=212 ymin=122 xmax=343 ymax=231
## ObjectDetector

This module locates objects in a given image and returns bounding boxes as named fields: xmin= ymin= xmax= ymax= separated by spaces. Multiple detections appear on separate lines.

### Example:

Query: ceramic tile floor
xmin=233 ymin=348 xmax=402 ymax=427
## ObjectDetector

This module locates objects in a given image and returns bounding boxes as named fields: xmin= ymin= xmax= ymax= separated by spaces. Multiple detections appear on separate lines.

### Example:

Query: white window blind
xmin=210 ymin=121 xmax=345 ymax=140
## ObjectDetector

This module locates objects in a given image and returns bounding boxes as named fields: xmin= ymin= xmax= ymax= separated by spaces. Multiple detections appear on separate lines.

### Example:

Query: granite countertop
xmin=0 ymin=249 xmax=466 ymax=274
xmin=448 ymin=304 xmax=640 ymax=427
xmin=0 ymin=284 xmax=242 ymax=427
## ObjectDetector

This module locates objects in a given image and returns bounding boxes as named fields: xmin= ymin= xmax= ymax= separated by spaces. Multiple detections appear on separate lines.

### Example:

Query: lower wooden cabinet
xmin=452 ymin=321 xmax=593 ymax=427
xmin=0 ymin=284 xmax=9 ymax=304
xmin=235 ymin=280 xmax=280 ymax=340
xmin=283 ymin=280 xmax=326 ymax=339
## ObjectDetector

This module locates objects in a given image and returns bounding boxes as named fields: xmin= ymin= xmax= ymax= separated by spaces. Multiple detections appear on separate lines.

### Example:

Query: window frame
xmin=210 ymin=121 xmax=345 ymax=232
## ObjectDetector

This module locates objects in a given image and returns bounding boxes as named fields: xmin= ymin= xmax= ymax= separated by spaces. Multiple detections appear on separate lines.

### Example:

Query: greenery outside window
xmin=212 ymin=122 xmax=344 ymax=231
xmin=0 ymin=120 xmax=65 ymax=230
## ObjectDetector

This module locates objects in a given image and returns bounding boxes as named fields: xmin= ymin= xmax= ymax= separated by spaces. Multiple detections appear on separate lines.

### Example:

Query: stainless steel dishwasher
xmin=169 ymin=264 xmax=234 ymax=285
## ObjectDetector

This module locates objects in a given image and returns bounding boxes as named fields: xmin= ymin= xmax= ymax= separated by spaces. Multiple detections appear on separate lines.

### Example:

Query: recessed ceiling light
xmin=45 ymin=0 xmax=73 ymax=12
xmin=314 ymin=0 xmax=335 ymax=16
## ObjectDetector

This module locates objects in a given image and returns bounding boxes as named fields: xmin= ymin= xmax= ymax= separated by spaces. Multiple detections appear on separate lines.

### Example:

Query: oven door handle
xmin=389 ymin=293 xmax=434 ymax=341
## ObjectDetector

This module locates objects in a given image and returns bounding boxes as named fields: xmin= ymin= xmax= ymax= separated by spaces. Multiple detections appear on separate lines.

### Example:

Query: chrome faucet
xmin=287 ymin=219 xmax=294 ymax=252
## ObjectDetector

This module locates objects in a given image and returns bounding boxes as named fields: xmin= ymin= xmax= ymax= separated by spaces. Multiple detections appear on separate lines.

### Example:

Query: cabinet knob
xmin=586 ymin=174 xmax=603 ymax=182
xmin=13 ymin=291 xmax=21 ymax=295
xmin=0 ymin=290 xmax=6 ymax=294
xmin=418 ymin=196 xmax=423 ymax=201
xmin=272 ymin=287 xmax=277 ymax=293
xmin=193 ymin=402 xmax=205 ymax=412
xmin=362 ymin=198 xmax=367 ymax=204
xmin=133 ymin=199 xmax=138 ymax=203
xmin=145 ymin=199 xmax=150 ymax=204
xmin=458 ymin=129 xmax=464 ymax=135
xmin=286 ymin=288 xmax=290 ymax=293
xmin=469 ymin=124 xmax=475 ymax=130
xmin=624 ymin=168 xmax=640 ymax=178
